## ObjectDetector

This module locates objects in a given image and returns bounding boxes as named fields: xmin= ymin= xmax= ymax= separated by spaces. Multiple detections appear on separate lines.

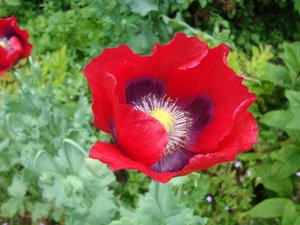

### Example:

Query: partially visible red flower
xmin=0 ymin=16 xmax=32 ymax=77
xmin=84 ymin=32 xmax=258 ymax=183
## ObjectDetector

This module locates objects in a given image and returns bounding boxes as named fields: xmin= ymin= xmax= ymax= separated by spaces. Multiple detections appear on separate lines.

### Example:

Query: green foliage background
xmin=0 ymin=0 xmax=300 ymax=224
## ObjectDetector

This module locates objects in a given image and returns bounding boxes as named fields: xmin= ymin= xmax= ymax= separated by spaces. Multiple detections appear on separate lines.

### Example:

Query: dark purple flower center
xmin=0 ymin=28 xmax=25 ymax=51
xmin=123 ymin=77 xmax=214 ymax=173
xmin=132 ymin=94 xmax=192 ymax=154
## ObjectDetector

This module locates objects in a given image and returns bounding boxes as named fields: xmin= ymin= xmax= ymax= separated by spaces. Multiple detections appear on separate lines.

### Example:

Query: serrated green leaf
xmin=31 ymin=202 xmax=52 ymax=222
xmin=37 ymin=97 xmax=51 ymax=127
xmin=89 ymin=188 xmax=117 ymax=225
xmin=1 ymin=197 xmax=25 ymax=217
xmin=282 ymin=201 xmax=298 ymax=225
xmin=0 ymin=152 xmax=11 ymax=172
xmin=8 ymin=174 xmax=27 ymax=198
xmin=167 ymin=208 xmax=208 ymax=224
xmin=22 ymin=168 xmax=38 ymax=182
xmin=245 ymin=198 xmax=293 ymax=218
xmin=84 ymin=158 xmax=109 ymax=178
xmin=40 ymin=176 xmax=65 ymax=207
xmin=54 ymin=141 xmax=84 ymax=175
xmin=169 ymin=176 xmax=189 ymax=186
xmin=133 ymin=181 xmax=207 ymax=225
xmin=0 ymin=138 xmax=9 ymax=150
xmin=34 ymin=150 xmax=64 ymax=176
xmin=109 ymin=217 xmax=138 ymax=225
xmin=166 ymin=174 xmax=201 ymax=187
xmin=124 ymin=0 xmax=158 ymax=16
xmin=187 ymin=173 xmax=201 ymax=187
xmin=50 ymin=207 xmax=65 ymax=222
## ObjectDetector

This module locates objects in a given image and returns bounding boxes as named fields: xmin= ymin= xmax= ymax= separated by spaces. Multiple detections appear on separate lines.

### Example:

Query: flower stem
xmin=155 ymin=182 xmax=166 ymax=223
xmin=11 ymin=70 xmax=26 ymax=96
xmin=11 ymin=70 xmax=37 ymax=111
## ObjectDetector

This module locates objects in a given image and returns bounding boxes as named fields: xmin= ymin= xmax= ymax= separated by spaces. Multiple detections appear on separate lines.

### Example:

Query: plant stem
xmin=11 ymin=70 xmax=26 ymax=96
xmin=11 ymin=70 xmax=37 ymax=111
xmin=155 ymin=181 xmax=166 ymax=223
xmin=62 ymin=138 xmax=88 ymax=157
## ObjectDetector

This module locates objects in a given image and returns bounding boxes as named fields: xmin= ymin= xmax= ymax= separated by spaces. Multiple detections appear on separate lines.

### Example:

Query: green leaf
xmin=286 ymin=116 xmax=300 ymax=129
xmin=109 ymin=218 xmax=138 ymax=225
xmin=199 ymin=0 xmax=207 ymax=8
xmin=8 ymin=174 xmax=27 ymax=198
xmin=41 ymin=175 xmax=83 ymax=208
xmin=37 ymin=97 xmax=51 ymax=127
xmin=262 ymin=178 xmax=292 ymax=196
xmin=0 ymin=138 xmax=9 ymax=150
xmin=0 ymin=152 xmax=11 ymax=172
xmin=34 ymin=150 xmax=64 ymax=176
xmin=169 ymin=176 xmax=189 ymax=186
xmin=134 ymin=181 xmax=207 ymax=225
xmin=31 ymin=202 xmax=52 ymax=222
xmin=261 ymin=64 xmax=290 ymax=86
xmin=54 ymin=140 xmax=85 ymax=175
xmin=295 ymin=216 xmax=300 ymax=225
xmin=84 ymin=158 xmax=110 ymax=178
xmin=22 ymin=168 xmax=38 ymax=182
xmin=1 ymin=197 xmax=25 ymax=217
xmin=245 ymin=198 xmax=293 ymax=218
xmin=124 ymin=0 xmax=158 ymax=16
xmin=271 ymin=145 xmax=300 ymax=180
xmin=282 ymin=201 xmax=298 ymax=225
xmin=170 ymin=173 xmax=201 ymax=187
xmin=280 ymin=42 xmax=300 ymax=77
xmin=4 ymin=0 xmax=21 ymax=6
xmin=260 ymin=110 xmax=292 ymax=130
xmin=88 ymin=188 xmax=117 ymax=225
xmin=286 ymin=90 xmax=300 ymax=116
xmin=40 ymin=176 xmax=64 ymax=207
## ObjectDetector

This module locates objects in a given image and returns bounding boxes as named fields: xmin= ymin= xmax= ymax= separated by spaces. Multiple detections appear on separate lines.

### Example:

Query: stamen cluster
xmin=0 ymin=37 xmax=12 ymax=51
xmin=132 ymin=94 xmax=192 ymax=154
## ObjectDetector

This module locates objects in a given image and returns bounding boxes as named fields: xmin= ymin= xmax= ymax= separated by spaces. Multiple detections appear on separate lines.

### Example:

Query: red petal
xmin=112 ymin=104 xmax=168 ymax=166
xmin=167 ymin=44 xmax=256 ymax=153
xmin=214 ymin=110 xmax=258 ymax=157
xmin=0 ymin=47 xmax=9 ymax=67
xmin=0 ymin=47 xmax=10 ymax=76
xmin=7 ymin=37 xmax=24 ymax=65
xmin=0 ymin=16 xmax=32 ymax=75
xmin=89 ymin=141 xmax=177 ymax=183
xmin=86 ymin=33 xmax=208 ymax=70
xmin=84 ymin=69 xmax=118 ymax=133
xmin=84 ymin=45 xmax=140 ymax=68
xmin=8 ymin=16 xmax=32 ymax=58
xmin=178 ymin=110 xmax=258 ymax=175
xmin=85 ymin=33 xmax=208 ymax=87
xmin=85 ymin=62 xmax=168 ymax=166
xmin=139 ymin=32 xmax=208 ymax=79
xmin=87 ymin=60 xmax=138 ymax=105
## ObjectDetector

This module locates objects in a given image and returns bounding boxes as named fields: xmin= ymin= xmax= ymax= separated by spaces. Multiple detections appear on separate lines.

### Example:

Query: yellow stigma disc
xmin=148 ymin=108 xmax=175 ymax=133
xmin=0 ymin=41 xmax=7 ymax=49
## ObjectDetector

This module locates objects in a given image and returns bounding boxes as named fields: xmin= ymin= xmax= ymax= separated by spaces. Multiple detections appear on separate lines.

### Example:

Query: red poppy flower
xmin=84 ymin=33 xmax=258 ymax=183
xmin=0 ymin=16 xmax=32 ymax=77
